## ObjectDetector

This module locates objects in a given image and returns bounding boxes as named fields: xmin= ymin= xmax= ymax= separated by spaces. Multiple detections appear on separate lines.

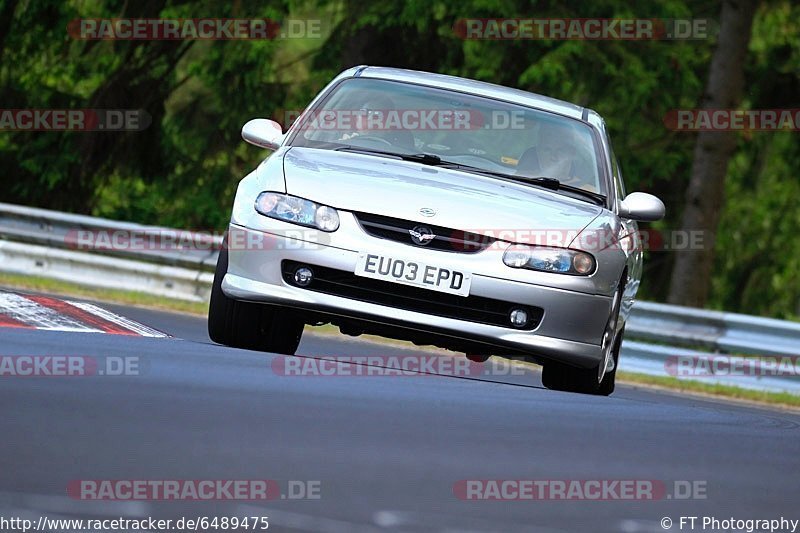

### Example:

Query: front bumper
xmin=222 ymin=221 xmax=612 ymax=369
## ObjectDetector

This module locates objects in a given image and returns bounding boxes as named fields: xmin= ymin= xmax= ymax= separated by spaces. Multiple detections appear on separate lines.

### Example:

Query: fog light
xmin=294 ymin=266 xmax=314 ymax=287
xmin=509 ymin=308 xmax=528 ymax=328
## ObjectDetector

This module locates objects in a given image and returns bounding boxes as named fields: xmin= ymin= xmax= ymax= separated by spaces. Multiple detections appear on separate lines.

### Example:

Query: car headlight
xmin=503 ymin=244 xmax=596 ymax=275
xmin=255 ymin=192 xmax=340 ymax=232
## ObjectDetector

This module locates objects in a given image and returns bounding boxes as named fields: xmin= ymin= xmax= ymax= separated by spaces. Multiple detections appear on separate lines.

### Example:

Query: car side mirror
xmin=242 ymin=118 xmax=283 ymax=150
xmin=618 ymin=192 xmax=665 ymax=222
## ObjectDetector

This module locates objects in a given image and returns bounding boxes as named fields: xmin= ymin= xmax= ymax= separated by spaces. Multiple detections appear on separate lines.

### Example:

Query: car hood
xmin=282 ymin=147 xmax=603 ymax=238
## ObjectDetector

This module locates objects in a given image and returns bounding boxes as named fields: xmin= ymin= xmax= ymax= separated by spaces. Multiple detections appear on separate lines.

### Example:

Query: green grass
xmin=0 ymin=272 xmax=208 ymax=315
xmin=616 ymin=372 xmax=800 ymax=409
xmin=1 ymin=271 xmax=798 ymax=410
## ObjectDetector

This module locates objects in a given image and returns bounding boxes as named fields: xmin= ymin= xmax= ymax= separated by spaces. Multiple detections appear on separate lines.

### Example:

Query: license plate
xmin=355 ymin=253 xmax=472 ymax=297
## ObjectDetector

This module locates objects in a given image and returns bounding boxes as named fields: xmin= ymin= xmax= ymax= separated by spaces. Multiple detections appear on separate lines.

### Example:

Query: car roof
xmin=351 ymin=66 xmax=588 ymax=121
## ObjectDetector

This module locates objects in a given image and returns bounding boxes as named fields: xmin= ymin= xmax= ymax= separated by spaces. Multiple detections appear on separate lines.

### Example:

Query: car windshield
xmin=287 ymin=78 xmax=605 ymax=196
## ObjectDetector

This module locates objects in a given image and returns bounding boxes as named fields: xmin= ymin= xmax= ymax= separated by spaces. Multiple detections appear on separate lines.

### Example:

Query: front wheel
xmin=542 ymin=282 xmax=625 ymax=396
xmin=208 ymin=246 xmax=304 ymax=355
xmin=541 ymin=330 xmax=621 ymax=396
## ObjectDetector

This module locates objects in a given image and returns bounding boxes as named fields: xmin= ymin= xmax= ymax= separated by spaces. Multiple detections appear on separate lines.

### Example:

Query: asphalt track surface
xmin=1 ymin=290 xmax=799 ymax=532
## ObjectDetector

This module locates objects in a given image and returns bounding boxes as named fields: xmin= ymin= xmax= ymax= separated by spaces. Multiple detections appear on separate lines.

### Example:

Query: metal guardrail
xmin=0 ymin=202 xmax=220 ymax=271
xmin=0 ymin=202 xmax=218 ymax=302
xmin=1 ymin=202 xmax=798 ymax=394
xmin=617 ymin=341 xmax=799 ymax=396
xmin=0 ymin=240 xmax=214 ymax=302
xmin=626 ymin=301 xmax=800 ymax=357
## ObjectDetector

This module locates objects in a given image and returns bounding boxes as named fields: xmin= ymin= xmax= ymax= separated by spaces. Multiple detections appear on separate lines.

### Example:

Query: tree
xmin=667 ymin=0 xmax=759 ymax=307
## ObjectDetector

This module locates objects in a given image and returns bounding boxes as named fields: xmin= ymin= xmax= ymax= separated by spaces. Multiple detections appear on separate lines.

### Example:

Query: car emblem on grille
xmin=418 ymin=207 xmax=436 ymax=217
xmin=409 ymin=226 xmax=436 ymax=246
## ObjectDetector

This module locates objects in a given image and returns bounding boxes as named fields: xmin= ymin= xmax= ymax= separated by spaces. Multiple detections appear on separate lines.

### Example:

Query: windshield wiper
xmin=510 ymin=176 xmax=560 ymax=190
xmin=337 ymin=147 xmax=510 ymax=177
xmin=510 ymin=175 xmax=607 ymax=205
xmin=432 ymin=164 xmax=607 ymax=206
xmin=335 ymin=146 xmax=606 ymax=205
xmin=335 ymin=146 xmax=442 ymax=165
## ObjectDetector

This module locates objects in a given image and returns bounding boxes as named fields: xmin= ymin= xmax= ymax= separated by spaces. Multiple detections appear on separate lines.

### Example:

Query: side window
xmin=608 ymin=143 xmax=626 ymax=200
xmin=613 ymin=156 xmax=627 ymax=198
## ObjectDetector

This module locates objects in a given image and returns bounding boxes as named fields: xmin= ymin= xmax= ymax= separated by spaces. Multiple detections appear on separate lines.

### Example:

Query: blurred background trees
xmin=0 ymin=0 xmax=798 ymax=318
xmin=667 ymin=0 xmax=757 ymax=308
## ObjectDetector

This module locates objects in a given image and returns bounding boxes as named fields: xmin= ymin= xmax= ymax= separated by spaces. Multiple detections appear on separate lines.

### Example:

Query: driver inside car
xmin=339 ymin=94 xmax=415 ymax=150
xmin=516 ymin=121 xmax=598 ymax=192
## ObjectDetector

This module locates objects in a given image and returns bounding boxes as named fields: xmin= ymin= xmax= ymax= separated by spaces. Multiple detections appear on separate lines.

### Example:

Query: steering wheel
xmin=349 ymin=135 xmax=394 ymax=147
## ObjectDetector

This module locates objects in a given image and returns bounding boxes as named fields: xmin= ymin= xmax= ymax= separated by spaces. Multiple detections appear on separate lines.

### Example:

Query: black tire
xmin=541 ymin=341 xmax=620 ymax=395
xmin=595 ymin=325 xmax=623 ymax=396
xmin=542 ymin=359 xmax=603 ymax=394
xmin=208 ymin=245 xmax=236 ymax=345
xmin=208 ymin=245 xmax=304 ymax=355
xmin=542 ymin=281 xmax=625 ymax=396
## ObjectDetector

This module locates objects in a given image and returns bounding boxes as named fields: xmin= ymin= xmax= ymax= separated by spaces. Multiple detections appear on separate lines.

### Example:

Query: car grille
xmin=353 ymin=212 xmax=495 ymax=253
xmin=281 ymin=261 xmax=543 ymax=331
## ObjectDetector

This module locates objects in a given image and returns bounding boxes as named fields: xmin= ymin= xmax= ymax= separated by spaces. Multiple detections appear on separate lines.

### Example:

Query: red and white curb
xmin=0 ymin=291 xmax=168 ymax=337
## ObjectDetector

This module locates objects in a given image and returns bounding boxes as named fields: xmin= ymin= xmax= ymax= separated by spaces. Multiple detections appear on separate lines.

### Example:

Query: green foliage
xmin=0 ymin=0 xmax=798 ymax=317
xmin=707 ymin=1 xmax=800 ymax=319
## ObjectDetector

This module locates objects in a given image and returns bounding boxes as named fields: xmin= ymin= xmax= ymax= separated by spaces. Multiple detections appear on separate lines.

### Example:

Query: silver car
xmin=208 ymin=66 xmax=664 ymax=395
